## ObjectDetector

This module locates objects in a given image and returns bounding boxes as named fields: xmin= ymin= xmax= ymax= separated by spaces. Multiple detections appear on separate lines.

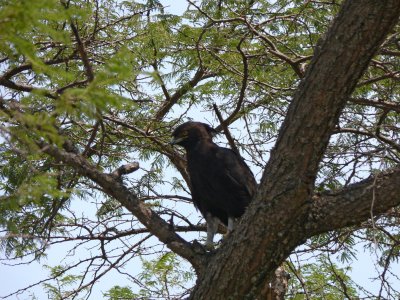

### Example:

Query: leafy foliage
xmin=103 ymin=286 xmax=138 ymax=300
xmin=287 ymin=255 xmax=358 ymax=299
xmin=42 ymin=265 xmax=87 ymax=300
xmin=138 ymin=252 xmax=194 ymax=298
xmin=0 ymin=0 xmax=399 ymax=298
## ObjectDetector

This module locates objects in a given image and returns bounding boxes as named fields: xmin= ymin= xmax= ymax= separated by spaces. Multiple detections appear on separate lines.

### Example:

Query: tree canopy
xmin=0 ymin=0 xmax=399 ymax=299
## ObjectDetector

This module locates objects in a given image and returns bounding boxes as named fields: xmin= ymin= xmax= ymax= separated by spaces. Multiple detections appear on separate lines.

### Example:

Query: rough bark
xmin=263 ymin=267 xmax=290 ymax=300
xmin=33 ymin=0 xmax=400 ymax=298
xmin=189 ymin=1 xmax=400 ymax=299
xmin=307 ymin=166 xmax=400 ymax=235
xmin=41 ymin=142 xmax=400 ymax=291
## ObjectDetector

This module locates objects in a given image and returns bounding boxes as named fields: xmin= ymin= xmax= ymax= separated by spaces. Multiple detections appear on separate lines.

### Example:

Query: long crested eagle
xmin=171 ymin=121 xmax=257 ymax=247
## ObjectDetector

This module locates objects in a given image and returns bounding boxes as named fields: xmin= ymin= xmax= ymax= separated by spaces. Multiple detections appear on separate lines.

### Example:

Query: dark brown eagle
xmin=171 ymin=121 xmax=257 ymax=247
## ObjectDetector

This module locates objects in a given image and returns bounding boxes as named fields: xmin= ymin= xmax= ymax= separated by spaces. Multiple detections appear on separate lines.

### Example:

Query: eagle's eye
xmin=170 ymin=130 xmax=189 ymax=145
xmin=179 ymin=130 xmax=188 ymax=139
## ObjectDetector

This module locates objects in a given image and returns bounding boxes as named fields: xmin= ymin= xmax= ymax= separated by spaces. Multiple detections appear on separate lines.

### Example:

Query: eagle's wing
xmin=187 ymin=143 xmax=257 ymax=224
xmin=215 ymin=147 xmax=257 ymax=199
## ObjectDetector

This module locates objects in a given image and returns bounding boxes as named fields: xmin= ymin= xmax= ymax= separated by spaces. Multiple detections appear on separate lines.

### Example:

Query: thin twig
xmin=212 ymin=103 xmax=240 ymax=155
xmin=70 ymin=22 xmax=94 ymax=82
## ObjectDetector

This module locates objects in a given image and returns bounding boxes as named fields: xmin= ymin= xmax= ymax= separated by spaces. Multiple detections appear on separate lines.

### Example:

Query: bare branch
xmin=213 ymin=103 xmax=240 ymax=155
xmin=336 ymin=127 xmax=400 ymax=152
xmin=39 ymin=142 xmax=208 ymax=273
xmin=110 ymin=162 xmax=140 ymax=179
xmin=70 ymin=22 xmax=94 ymax=82
xmin=357 ymin=71 xmax=400 ymax=87
xmin=103 ymin=114 xmax=190 ymax=185
xmin=0 ymin=78 xmax=56 ymax=99
xmin=154 ymin=68 xmax=213 ymax=121
xmin=349 ymin=97 xmax=400 ymax=113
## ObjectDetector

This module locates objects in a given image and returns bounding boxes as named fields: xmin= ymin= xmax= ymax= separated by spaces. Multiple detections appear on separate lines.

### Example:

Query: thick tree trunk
xmin=189 ymin=1 xmax=400 ymax=299
xmin=263 ymin=267 xmax=289 ymax=300
xmin=36 ymin=1 xmax=400 ymax=298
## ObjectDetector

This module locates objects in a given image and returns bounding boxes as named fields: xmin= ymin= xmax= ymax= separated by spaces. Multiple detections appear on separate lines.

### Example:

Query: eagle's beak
xmin=170 ymin=136 xmax=187 ymax=145
xmin=169 ymin=137 xmax=180 ymax=145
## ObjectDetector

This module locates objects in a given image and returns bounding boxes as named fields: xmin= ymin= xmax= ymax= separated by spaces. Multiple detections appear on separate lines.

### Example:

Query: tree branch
xmin=110 ymin=162 xmax=140 ymax=179
xmin=190 ymin=1 xmax=400 ymax=298
xmin=39 ymin=143 xmax=208 ymax=273
xmin=357 ymin=71 xmax=400 ymax=87
xmin=336 ymin=127 xmax=400 ymax=152
xmin=154 ymin=68 xmax=213 ymax=121
xmin=0 ymin=78 xmax=56 ymax=99
xmin=102 ymin=114 xmax=190 ymax=185
xmin=349 ymin=97 xmax=400 ymax=113
xmin=213 ymin=103 xmax=240 ymax=155
xmin=307 ymin=166 xmax=400 ymax=235
xmin=70 ymin=22 xmax=94 ymax=82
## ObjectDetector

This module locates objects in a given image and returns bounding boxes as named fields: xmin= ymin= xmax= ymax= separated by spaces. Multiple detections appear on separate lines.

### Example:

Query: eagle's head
xmin=170 ymin=121 xmax=217 ymax=148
